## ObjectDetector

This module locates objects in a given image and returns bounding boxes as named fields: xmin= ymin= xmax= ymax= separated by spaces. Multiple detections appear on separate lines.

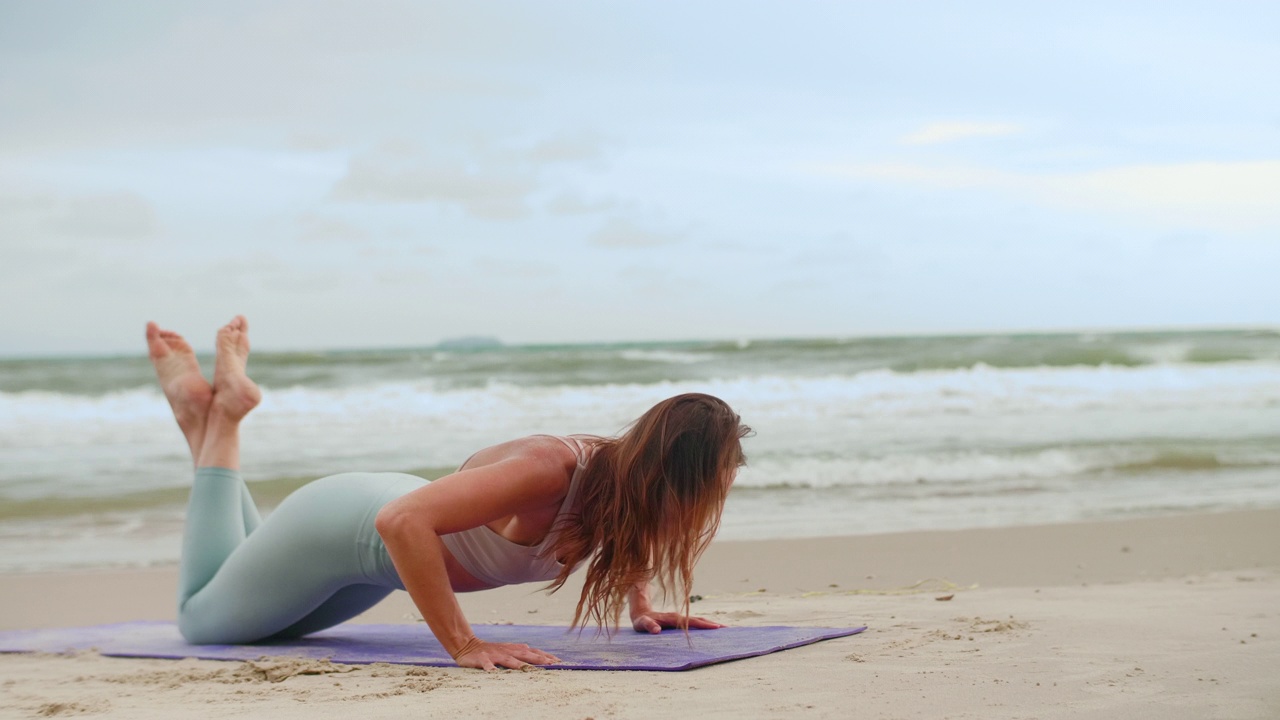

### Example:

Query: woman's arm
xmin=374 ymin=450 xmax=568 ymax=670
xmin=376 ymin=512 xmax=513 ymax=666
xmin=627 ymin=578 xmax=726 ymax=634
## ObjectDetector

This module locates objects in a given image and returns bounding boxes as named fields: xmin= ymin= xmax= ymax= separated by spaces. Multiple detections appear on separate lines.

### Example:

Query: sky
xmin=1 ymin=1 xmax=1278 ymax=355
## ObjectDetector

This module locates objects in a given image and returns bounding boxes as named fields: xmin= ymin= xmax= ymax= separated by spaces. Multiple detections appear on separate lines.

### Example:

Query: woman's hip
xmin=268 ymin=471 xmax=427 ymax=584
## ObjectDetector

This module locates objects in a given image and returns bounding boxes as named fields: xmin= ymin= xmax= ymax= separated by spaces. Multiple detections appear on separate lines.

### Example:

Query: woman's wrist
xmin=627 ymin=578 xmax=654 ymax=620
xmin=628 ymin=601 xmax=655 ymax=621
xmin=449 ymin=635 xmax=485 ymax=661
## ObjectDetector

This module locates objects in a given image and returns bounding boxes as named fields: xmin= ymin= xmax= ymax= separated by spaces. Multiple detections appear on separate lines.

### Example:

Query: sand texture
xmin=2 ymin=509 xmax=1278 ymax=719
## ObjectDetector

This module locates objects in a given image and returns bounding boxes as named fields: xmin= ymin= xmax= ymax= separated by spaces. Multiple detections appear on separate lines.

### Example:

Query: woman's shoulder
xmin=463 ymin=435 xmax=581 ymax=477
xmin=520 ymin=435 xmax=583 ymax=469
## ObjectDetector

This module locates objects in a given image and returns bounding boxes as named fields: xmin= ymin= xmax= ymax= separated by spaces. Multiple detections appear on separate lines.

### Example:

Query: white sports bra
xmin=439 ymin=435 xmax=591 ymax=587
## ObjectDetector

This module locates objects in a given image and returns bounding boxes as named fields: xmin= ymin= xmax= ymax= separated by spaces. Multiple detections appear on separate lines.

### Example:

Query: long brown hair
xmin=545 ymin=393 xmax=751 ymax=631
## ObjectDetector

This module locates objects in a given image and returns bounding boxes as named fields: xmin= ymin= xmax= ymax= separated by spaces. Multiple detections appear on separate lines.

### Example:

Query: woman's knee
xmin=177 ymin=595 xmax=255 ymax=645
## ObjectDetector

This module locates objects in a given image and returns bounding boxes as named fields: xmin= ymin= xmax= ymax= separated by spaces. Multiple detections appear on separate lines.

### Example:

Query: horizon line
xmin=1 ymin=322 xmax=1276 ymax=362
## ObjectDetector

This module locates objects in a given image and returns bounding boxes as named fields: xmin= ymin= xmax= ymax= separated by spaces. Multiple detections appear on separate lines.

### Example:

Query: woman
xmin=147 ymin=316 xmax=750 ymax=671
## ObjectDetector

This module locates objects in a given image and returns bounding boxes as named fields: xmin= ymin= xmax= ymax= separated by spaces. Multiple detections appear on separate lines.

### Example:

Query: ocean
xmin=2 ymin=329 xmax=1279 ymax=573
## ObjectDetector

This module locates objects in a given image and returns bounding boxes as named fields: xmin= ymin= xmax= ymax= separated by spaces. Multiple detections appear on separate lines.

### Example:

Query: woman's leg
xmin=154 ymin=317 xmax=265 ymax=608
xmin=152 ymin=317 xmax=405 ymax=644
xmin=176 ymin=471 xmax=411 ymax=644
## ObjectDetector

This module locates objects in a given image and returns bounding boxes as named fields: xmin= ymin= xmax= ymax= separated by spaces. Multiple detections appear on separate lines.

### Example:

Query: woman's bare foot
xmin=210 ymin=315 xmax=262 ymax=422
xmin=194 ymin=316 xmax=262 ymax=470
xmin=146 ymin=322 xmax=213 ymax=458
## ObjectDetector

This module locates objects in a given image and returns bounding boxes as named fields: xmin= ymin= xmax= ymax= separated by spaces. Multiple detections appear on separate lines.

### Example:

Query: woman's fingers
xmin=469 ymin=642 xmax=561 ymax=670
xmin=514 ymin=642 xmax=560 ymax=663
xmin=506 ymin=644 xmax=560 ymax=664
xmin=631 ymin=613 xmax=663 ymax=633
xmin=632 ymin=612 xmax=728 ymax=632
xmin=455 ymin=641 xmax=560 ymax=671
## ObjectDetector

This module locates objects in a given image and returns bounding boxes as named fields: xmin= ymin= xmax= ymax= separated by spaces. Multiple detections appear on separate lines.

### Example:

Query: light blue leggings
xmin=177 ymin=467 xmax=427 ymax=644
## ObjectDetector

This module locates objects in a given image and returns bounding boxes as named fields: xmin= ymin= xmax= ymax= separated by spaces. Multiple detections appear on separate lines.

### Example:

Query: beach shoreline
xmin=3 ymin=509 xmax=1277 ymax=718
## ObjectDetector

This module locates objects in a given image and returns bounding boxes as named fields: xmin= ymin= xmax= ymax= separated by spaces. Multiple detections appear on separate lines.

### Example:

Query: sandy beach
xmin=2 ymin=508 xmax=1277 ymax=719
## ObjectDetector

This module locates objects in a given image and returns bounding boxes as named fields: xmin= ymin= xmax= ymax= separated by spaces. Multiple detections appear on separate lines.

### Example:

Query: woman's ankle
xmin=194 ymin=412 xmax=242 ymax=470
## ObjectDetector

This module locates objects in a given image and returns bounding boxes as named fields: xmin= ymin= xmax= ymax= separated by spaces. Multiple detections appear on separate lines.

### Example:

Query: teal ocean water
xmin=2 ymin=329 xmax=1279 ymax=572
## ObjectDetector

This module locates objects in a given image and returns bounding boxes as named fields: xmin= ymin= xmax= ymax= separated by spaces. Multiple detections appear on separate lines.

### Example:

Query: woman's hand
xmin=451 ymin=637 xmax=561 ymax=671
xmin=631 ymin=612 xmax=726 ymax=634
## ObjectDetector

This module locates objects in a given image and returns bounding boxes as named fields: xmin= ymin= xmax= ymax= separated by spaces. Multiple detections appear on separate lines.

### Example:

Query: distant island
xmin=435 ymin=336 xmax=504 ymax=351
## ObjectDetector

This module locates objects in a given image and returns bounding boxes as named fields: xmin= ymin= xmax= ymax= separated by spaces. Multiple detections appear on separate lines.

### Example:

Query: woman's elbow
xmin=375 ymin=502 xmax=436 ymax=545
xmin=374 ymin=502 xmax=412 ymax=541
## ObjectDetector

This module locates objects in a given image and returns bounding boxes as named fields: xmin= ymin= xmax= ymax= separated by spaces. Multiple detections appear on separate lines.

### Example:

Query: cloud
xmin=0 ymin=3 xmax=552 ymax=153
xmin=900 ymin=122 xmax=1023 ymax=145
xmin=527 ymin=131 xmax=604 ymax=164
xmin=1043 ymin=161 xmax=1280 ymax=230
xmin=288 ymin=133 xmax=346 ymax=153
xmin=0 ymin=191 xmax=157 ymax=246
xmin=546 ymin=193 xmax=617 ymax=216
xmin=588 ymin=217 xmax=681 ymax=247
xmin=330 ymin=142 xmax=537 ymax=220
xmin=821 ymin=160 xmax=1280 ymax=232
xmin=329 ymin=133 xmax=608 ymax=220
xmin=471 ymin=255 xmax=559 ymax=278
xmin=296 ymin=213 xmax=370 ymax=244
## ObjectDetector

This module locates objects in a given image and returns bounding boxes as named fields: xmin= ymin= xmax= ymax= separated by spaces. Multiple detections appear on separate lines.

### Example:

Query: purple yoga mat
xmin=0 ymin=621 xmax=865 ymax=671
